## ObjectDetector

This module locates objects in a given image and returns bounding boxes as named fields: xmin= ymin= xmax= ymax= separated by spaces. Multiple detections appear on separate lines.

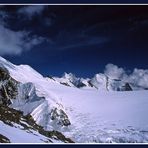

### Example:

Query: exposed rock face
xmin=106 ymin=76 xmax=109 ymax=91
xmin=0 ymin=134 xmax=10 ymax=143
xmin=0 ymin=66 xmax=71 ymax=132
xmin=50 ymin=107 xmax=71 ymax=126
xmin=60 ymin=82 xmax=71 ymax=87
xmin=121 ymin=83 xmax=133 ymax=91
xmin=0 ymin=104 xmax=74 ymax=143
xmin=88 ymin=80 xmax=94 ymax=87
xmin=0 ymin=67 xmax=18 ymax=105
xmin=76 ymin=81 xmax=86 ymax=88
xmin=0 ymin=69 xmax=72 ymax=141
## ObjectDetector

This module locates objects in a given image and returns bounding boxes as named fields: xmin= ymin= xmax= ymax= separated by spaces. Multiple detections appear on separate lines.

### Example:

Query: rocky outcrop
xmin=0 ymin=65 xmax=71 ymax=133
xmin=0 ymin=104 xmax=74 ymax=143
xmin=50 ymin=107 xmax=71 ymax=126
xmin=0 ymin=67 xmax=18 ymax=105
xmin=0 ymin=134 xmax=10 ymax=143
xmin=60 ymin=82 xmax=71 ymax=87
xmin=121 ymin=83 xmax=133 ymax=91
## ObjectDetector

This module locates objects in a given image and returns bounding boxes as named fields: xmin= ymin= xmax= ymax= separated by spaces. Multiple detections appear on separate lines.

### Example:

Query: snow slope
xmin=0 ymin=121 xmax=53 ymax=143
xmin=41 ymin=79 xmax=148 ymax=142
xmin=0 ymin=104 xmax=73 ymax=143
xmin=1 ymin=56 xmax=148 ymax=143
xmin=0 ymin=57 xmax=70 ymax=129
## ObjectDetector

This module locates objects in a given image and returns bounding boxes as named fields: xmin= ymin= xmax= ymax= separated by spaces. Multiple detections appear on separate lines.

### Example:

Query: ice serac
xmin=0 ymin=56 xmax=71 ymax=131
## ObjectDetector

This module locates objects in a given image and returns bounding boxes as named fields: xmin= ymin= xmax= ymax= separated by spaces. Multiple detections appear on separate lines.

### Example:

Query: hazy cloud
xmin=128 ymin=68 xmax=148 ymax=88
xmin=104 ymin=64 xmax=126 ymax=79
xmin=0 ymin=7 xmax=47 ymax=56
xmin=18 ymin=5 xmax=46 ymax=19
xmin=0 ymin=24 xmax=45 ymax=56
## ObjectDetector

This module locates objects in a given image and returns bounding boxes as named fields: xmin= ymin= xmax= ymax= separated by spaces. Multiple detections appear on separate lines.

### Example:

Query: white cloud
xmin=104 ymin=63 xmax=148 ymax=88
xmin=128 ymin=68 xmax=148 ymax=88
xmin=18 ymin=5 xmax=46 ymax=19
xmin=0 ymin=24 xmax=45 ymax=56
xmin=104 ymin=63 xmax=126 ymax=79
xmin=0 ymin=7 xmax=46 ymax=56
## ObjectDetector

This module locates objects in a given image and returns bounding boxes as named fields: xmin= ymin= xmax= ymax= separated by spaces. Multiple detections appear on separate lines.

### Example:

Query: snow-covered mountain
xmin=48 ymin=72 xmax=145 ymax=91
xmin=0 ymin=56 xmax=72 ymax=143
xmin=52 ymin=72 xmax=92 ymax=88
xmin=1 ymin=56 xmax=148 ymax=143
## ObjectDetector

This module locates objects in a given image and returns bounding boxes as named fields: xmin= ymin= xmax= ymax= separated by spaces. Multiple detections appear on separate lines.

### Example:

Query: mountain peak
xmin=62 ymin=72 xmax=77 ymax=80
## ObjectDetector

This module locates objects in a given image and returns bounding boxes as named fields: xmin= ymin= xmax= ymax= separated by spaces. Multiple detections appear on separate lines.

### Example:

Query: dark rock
xmin=47 ymin=75 xmax=55 ymax=81
xmin=60 ymin=82 xmax=71 ymax=87
xmin=0 ymin=134 xmax=10 ymax=143
xmin=76 ymin=82 xmax=86 ymax=88
xmin=0 ymin=67 xmax=9 ymax=81
xmin=0 ymin=67 xmax=18 ymax=105
xmin=122 ymin=83 xmax=133 ymax=91
xmin=0 ymin=104 xmax=74 ymax=143
xmin=88 ymin=80 xmax=94 ymax=87
xmin=50 ymin=108 xmax=71 ymax=126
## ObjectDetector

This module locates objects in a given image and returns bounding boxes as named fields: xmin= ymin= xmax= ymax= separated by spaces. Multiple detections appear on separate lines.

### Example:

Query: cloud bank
xmin=0 ymin=24 xmax=45 ymax=56
xmin=104 ymin=63 xmax=148 ymax=88
xmin=104 ymin=64 xmax=126 ymax=79
xmin=0 ymin=6 xmax=47 ymax=56
xmin=128 ymin=68 xmax=148 ymax=88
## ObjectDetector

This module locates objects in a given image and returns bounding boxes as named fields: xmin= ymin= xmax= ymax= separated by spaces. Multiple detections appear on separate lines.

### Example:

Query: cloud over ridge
xmin=104 ymin=63 xmax=148 ymax=88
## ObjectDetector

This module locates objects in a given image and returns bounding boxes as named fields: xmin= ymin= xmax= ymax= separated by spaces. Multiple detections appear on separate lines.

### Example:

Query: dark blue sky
xmin=1 ymin=5 xmax=148 ymax=78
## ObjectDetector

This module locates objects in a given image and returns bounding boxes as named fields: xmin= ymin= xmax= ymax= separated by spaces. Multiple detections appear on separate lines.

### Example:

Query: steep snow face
xmin=53 ymin=73 xmax=92 ymax=89
xmin=53 ymin=73 xmax=78 ymax=87
xmin=0 ymin=56 xmax=71 ymax=130
xmin=62 ymin=73 xmax=77 ymax=81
